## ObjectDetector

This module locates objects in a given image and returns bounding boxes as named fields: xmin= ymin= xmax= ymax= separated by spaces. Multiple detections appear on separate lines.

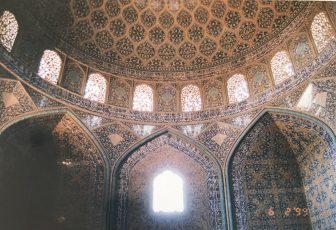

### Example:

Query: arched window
xmin=37 ymin=50 xmax=62 ymax=84
xmin=84 ymin=73 xmax=107 ymax=103
xmin=181 ymin=85 xmax=201 ymax=112
xmin=311 ymin=12 xmax=335 ymax=53
xmin=0 ymin=11 xmax=18 ymax=52
xmin=270 ymin=51 xmax=295 ymax=85
xmin=227 ymin=74 xmax=250 ymax=103
xmin=153 ymin=170 xmax=184 ymax=213
xmin=132 ymin=84 xmax=154 ymax=112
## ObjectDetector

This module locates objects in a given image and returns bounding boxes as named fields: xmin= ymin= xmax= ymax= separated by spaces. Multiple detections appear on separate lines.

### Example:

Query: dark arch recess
xmin=225 ymin=108 xmax=336 ymax=230
xmin=0 ymin=108 xmax=110 ymax=230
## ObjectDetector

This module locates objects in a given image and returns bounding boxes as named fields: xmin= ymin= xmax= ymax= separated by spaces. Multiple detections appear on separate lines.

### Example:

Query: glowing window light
xmin=153 ymin=170 xmax=184 ymax=213
xmin=0 ymin=11 xmax=18 ymax=52
xmin=227 ymin=74 xmax=250 ymax=103
xmin=271 ymin=51 xmax=295 ymax=85
xmin=311 ymin=12 xmax=335 ymax=53
xmin=84 ymin=73 xmax=107 ymax=103
xmin=133 ymin=84 xmax=154 ymax=112
xmin=181 ymin=84 xmax=202 ymax=112
xmin=38 ymin=50 xmax=62 ymax=85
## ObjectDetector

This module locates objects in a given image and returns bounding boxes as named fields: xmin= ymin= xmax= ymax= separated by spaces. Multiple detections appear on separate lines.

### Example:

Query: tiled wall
xmin=230 ymin=113 xmax=311 ymax=229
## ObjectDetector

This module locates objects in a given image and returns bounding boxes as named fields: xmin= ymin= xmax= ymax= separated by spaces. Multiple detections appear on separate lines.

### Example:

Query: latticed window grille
xmin=38 ymin=50 xmax=62 ymax=85
xmin=84 ymin=73 xmax=107 ymax=103
xmin=181 ymin=85 xmax=202 ymax=112
xmin=133 ymin=84 xmax=154 ymax=112
xmin=0 ymin=11 xmax=18 ymax=52
xmin=271 ymin=51 xmax=295 ymax=85
xmin=227 ymin=74 xmax=250 ymax=103
xmin=311 ymin=12 xmax=335 ymax=53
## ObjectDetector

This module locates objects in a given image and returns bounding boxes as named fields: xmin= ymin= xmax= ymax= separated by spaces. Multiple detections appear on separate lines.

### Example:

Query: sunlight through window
xmin=227 ymin=74 xmax=250 ymax=103
xmin=0 ymin=11 xmax=18 ymax=52
xmin=38 ymin=50 xmax=62 ymax=84
xmin=133 ymin=84 xmax=154 ymax=112
xmin=181 ymin=84 xmax=201 ymax=112
xmin=311 ymin=12 xmax=335 ymax=53
xmin=271 ymin=51 xmax=295 ymax=85
xmin=153 ymin=170 xmax=184 ymax=213
xmin=84 ymin=73 xmax=107 ymax=103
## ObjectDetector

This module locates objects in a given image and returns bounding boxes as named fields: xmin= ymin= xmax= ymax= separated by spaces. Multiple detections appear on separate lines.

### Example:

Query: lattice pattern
xmin=84 ymin=73 xmax=107 ymax=103
xmin=37 ymin=50 xmax=62 ymax=84
xmin=227 ymin=74 xmax=249 ymax=103
xmin=32 ymin=0 xmax=307 ymax=73
xmin=311 ymin=12 xmax=335 ymax=53
xmin=0 ymin=11 xmax=18 ymax=52
xmin=181 ymin=85 xmax=201 ymax=112
xmin=133 ymin=84 xmax=154 ymax=112
xmin=271 ymin=51 xmax=295 ymax=85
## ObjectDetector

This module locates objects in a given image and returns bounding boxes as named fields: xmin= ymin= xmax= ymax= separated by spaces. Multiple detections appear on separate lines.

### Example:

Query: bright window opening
xmin=153 ymin=170 xmax=184 ymax=213
xmin=271 ymin=51 xmax=295 ymax=85
xmin=311 ymin=12 xmax=335 ymax=53
xmin=0 ymin=11 xmax=18 ymax=52
xmin=227 ymin=74 xmax=250 ymax=104
xmin=38 ymin=50 xmax=62 ymax=84
xmin=84 ymin=73 xmax=107 ymax=103
xmin=181 ymin=84 xmax=202 ymax=112
xmin=133 ymin=84 xmax=154 ymax=112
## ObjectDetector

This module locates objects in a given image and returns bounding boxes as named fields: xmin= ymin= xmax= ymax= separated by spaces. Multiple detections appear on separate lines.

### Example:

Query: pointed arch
xmin=110 ymin=128 xmax=226 ymax=230
xmin=227 ymin=74 xmax=249 ymax=103
xmin=181 ymin=84 xmax=202 ymax=112
xmin=0 ymin=108 xmax=109 ymax=169
xmin=84 ymin=73 xmax=107 ymax=103
xmin=225 ymin=108 xmax=336 ymax=229
xmin=0 ymin=10 xmax=18 ymax=52
xmin=271 ymin=51 xmax=295 ymax=84
xmin=37 ymin=50 xmax=62 ymax=84
xmin=132 ymin=84 xmax=154 ymax=112
xmin=311 ymin=12 xmax=335 ymax=53
xmin=0 ymin=108 xmax=110 ymax=230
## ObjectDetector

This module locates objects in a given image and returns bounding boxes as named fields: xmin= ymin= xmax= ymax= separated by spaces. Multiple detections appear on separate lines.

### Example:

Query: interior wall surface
xmin=127 ymin=144 xmax=209 ymax=230
xmin=0 ymin=113 xmax=107 ymax=230
xmin=112 ymin=133 xmax=225 ymax=230
xmin=273 ymin=113 xmax=336 ymax=229
xmin=229 ymin=113 xmax=311 ymax=229
xmin=228 ymin=111 xmax=336 ymax=230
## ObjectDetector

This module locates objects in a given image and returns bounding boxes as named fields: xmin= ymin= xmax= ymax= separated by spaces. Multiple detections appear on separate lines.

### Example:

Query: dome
xmin=0 ymin=1 xmax=336 ymax=230
xmin=0 ymin=0 xmax=335 ymax=118
xmin=28 ymin=0 xmax=308 ymax=79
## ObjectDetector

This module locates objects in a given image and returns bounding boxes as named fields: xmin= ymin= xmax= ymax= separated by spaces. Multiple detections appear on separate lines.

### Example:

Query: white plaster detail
xmin=1 ymin=92 xmax=19 ymax=108
xmin=109 ymin=134 xmax=124 ymax=146
xmin=212 ymin=133 xmax=227 ymax=146
xmin=313 ymin=92 xmax=327 ymax=107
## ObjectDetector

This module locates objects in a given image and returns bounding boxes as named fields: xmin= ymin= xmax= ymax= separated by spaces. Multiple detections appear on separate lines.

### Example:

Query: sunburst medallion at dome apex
xmin=31 ymin=0 xmax=307 ymax=72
